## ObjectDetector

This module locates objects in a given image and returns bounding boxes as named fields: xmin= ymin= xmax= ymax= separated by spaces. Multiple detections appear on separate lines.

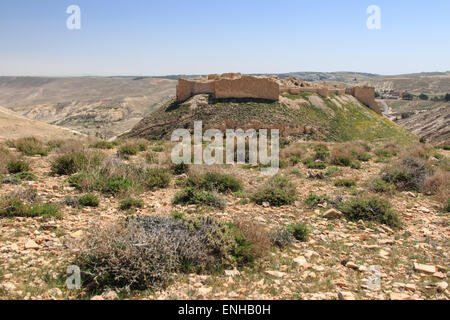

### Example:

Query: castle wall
xmin=176 ymin=75 xmax=379 ymax=114
xmin=351 ymin=86 xmax=381 ymax=114
xmin=214 ymin=76 xmax=279 ymax=100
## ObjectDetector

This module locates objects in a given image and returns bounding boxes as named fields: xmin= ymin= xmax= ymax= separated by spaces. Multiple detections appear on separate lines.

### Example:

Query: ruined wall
xmin=176 ymin=78 xmax=215 ymax=102
xmin=348 ymin=86 xmax=381 ymax=114
xmin=214 ymin=76 xmax=279 ymax=100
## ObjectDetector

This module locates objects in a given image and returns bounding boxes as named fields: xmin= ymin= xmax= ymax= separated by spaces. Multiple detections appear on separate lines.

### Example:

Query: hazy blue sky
xmin=1 ymin=0 xmax=449 ymax=76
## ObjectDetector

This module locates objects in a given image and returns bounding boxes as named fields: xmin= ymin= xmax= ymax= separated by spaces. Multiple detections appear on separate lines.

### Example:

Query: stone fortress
xmin=176 ymin=73 xmax=381 ymax=114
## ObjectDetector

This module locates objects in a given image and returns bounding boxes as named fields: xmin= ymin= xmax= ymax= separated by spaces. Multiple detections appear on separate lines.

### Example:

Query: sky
xmin=0 ymin=0 xmax=449 ymax=76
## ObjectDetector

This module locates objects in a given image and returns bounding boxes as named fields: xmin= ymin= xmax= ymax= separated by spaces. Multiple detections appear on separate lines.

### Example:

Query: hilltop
xmin=129 ymin=93 xmax=414 ymax=143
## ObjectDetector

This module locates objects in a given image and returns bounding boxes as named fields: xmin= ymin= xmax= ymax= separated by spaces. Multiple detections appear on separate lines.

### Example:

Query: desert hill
xmin=0 ymin=77 xmax=177 ymax=138
xmin=128 ymin=93 xmax=414 ymax=143
xmin=0 ymin=106 xmax=82 ymax=142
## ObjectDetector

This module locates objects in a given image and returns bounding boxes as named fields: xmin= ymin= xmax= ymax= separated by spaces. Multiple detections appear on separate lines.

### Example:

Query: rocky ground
xmin=0 ymin=138 xmax=448 ymax=300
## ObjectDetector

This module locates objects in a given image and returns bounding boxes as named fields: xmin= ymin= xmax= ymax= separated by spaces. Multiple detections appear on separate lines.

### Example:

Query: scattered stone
xmin=390 ymin=292 xmax=411 ymax=300
xmin=48 ymin=288 xmax=63 ymax=297
xmin=323 ymin=209 xmax=343 ymax=219
xmin=436 ymin=281 xmax=448 ymax=292
xmin=225 ymin=269 xmax=240 ymax=277
xmin=262 ymin=202 xmax=270 ymax=208
xmin=414 ymin=263 xmax=437 ymax=274
xmin=338 ymin=291 xmax=355 ymax=300
xmin=24 ymin=240 xmax=40 ymax=250
xmin=433 ymin=272 xmax=446 ymax=279
xmin=1 ymin=283 xmax=16 ymax=292
xmin=293 ymin=256 xmax=307 ymax=267
xmin=345 ymin=262 xmax=358 ymax=269
xmin=102 ymin=290 xmax=119 ymax=300
xmin=265 ymin=270 xmax=286 ymax=278
xmin=91 ymin=295 xmax=104 ymax=300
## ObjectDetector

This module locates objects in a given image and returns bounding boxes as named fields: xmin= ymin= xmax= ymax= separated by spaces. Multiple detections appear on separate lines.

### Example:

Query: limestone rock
xmin=414 ymin=263 xmax=437 ymax=274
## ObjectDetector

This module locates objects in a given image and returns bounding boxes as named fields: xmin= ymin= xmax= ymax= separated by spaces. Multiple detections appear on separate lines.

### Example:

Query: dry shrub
xmin=381 ymin=157 xmax=433 ymax=192
xmin=233 ymin=219 xmax=270 ymax=260
xmin=424 ymin=170 xmax=450 ymax=201
xmin=280 ymin=144 xmax=306 ymax=165
xmin=400 ymin=144 xmax=432 ymax=160
xmin=74 ymin=216 xmax=255 ymax=293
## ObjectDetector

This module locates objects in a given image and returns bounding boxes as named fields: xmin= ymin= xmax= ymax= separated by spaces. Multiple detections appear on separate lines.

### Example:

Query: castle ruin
xmin=176 ymin=73 xmax=381 ymax=114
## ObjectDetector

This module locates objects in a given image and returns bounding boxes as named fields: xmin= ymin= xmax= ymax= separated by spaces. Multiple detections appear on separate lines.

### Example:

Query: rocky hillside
xmin=0 ymin=135 xmax=448 ymax=300
xmin=129 ymin=93 xmax=415 ymax=143
xmin=0 ymin=77 xmax=176 ymax=138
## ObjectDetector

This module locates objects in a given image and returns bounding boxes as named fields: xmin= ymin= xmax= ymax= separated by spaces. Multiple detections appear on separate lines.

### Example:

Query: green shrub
xmin=444 ymin=199 xmax=450 ymax=212
xmin=303 ymin=158 xmax=327 ymax=169
xmin=186 ymin=172 xmax=242 ymax=193
xmin=314 ymin=144 xmax=330 ymax=161
xmin=78 ymin=194 xmax=100 ymax=207
xmin=286 ymin=223 xmax=310 ymax=242
xmin=8 ymin=137 xmax=48 ymax=156
xmin=101 ymin=176 xmax=132 ymax=195
xmin=304 ymin=193 xmax=329 ymax=208
xmin=119 ymin=197 xmax=144 ymax=210
xmin=334 ymin=179 xmax=356 ymax=187
xmin=338 ymin=196 xmax=400 ymax=228
xmin=381 ymin=157 xmax=432 ymax=192
xmin=119 ymin=144 xmax=140 ymax=156
xmin=173 ymin=187 xmax=226 ymax=209
xmin=367 ymin=178 xmax=394 ymax=193
xmin=350 ymin=161 xmax=362 ymax=169
xmin=152 ymin=146 xmax=164 ymax=153
xmin=7 ymin=160 xmax=29 ymax=174
xmin=171 ymin=163 xmax=189 ymax=175
xmin=89 ymin=141 xmax=115 ymax=149
xmin=143 ymin=168 xmax=171 ymax=190
xmin=250 ymin=175 xmax=296 ymax=207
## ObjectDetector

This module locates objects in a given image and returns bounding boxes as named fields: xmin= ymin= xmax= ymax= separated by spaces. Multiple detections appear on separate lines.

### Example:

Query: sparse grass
xmin=69 ymin=160 xmax=170 ymax=196
xmin=6 ymin=160 xmax=29 ymax=174
xmin=7 ymin=137 xmax=49 ymax=156
xmin=338 ymin=196 xmax=400 ymax=228
xmin=15 ymin=172 xmax=37 ymax=181
xmin=251 ymin=175 xmax=297 ymax=207
xmin=367 ymin=178 xmax=395 ymax=193
xmin=0 ymin=197 xmax=61 ymax=219
xmin=119 ymin=197 xmax=144 ymax=210
xmin=334 ymin=179 xmax=356 ymax=188
xmin=303 ymin=158 xmax=327 ymax=169
xmin=185 ymin=172 xmax=242 ymax=193
xmin=89 ymin=141 xmax=116 ymax=150
xmin=173 ymin=187 xmax=226 ymax=209
xmin=51 ymin=151 xmax=103 ymax=176
xmin=78 ymin=194 xmax=100 ymax=207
